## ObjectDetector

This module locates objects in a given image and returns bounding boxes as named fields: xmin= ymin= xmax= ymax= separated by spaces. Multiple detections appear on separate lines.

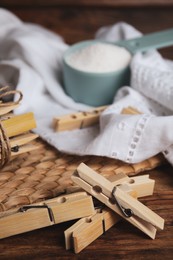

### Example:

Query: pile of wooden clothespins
xmin=0 ymin=162 xmax=164 ymax=253
xmin=0 ymin=86 xmax=38 ymax=168
xmin=0 ymin=101 xmax=165 ymax=253
xmin=52 ymin=106 xmax=164 ymax=253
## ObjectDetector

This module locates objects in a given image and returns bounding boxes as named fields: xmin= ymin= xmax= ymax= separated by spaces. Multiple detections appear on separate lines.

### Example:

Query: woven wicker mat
xmin=0 ymin=138 xmax=165 ymax=215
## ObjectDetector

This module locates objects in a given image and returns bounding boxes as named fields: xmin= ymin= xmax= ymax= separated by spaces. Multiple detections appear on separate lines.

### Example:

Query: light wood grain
xmin=1 ymin=113 xmax=36 ymax=137
xmin=0 ymin=104 xmax=19 ymax=116
xmin=10 ymin=133 xmax=39 ymax=148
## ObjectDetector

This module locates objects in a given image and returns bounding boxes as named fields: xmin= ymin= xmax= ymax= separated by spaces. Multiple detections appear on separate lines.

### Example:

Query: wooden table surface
xmin=0 ymin=1 xmax=173 ymax=259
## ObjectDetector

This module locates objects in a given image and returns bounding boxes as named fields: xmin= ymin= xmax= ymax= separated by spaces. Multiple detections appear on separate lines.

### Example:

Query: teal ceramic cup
xmin=63 ymin=28 xmax=173 ymax=107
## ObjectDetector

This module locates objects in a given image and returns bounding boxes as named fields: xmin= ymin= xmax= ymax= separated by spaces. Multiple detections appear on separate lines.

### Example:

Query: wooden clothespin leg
xmin=10 ymin=132 xmax=39 ymax=156
xmin=71 ymin=163 xmax=164 ymax=240
xmin=0 ymin=192 xmax=95 ymax=239
xmin=108 ymin=172 xmax=155 ymax=198
xmin=1 ymin=112 xmax=36 ymax=138
xmin=0 ymin=104 xmax=19 ymax=116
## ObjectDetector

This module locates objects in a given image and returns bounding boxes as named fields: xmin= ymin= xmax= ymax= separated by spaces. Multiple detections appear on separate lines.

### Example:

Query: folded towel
xmin=1 ymin=8 xmax=173 ymax=165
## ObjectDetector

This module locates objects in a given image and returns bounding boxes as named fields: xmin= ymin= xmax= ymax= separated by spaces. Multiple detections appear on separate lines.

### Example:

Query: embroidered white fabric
xmin=1 ymin=8 xmax=173 ymax=165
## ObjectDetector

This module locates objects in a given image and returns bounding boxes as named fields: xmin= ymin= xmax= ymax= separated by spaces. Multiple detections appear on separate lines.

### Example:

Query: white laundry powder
xmin=66 ymin=42 xmax=132 ymax=73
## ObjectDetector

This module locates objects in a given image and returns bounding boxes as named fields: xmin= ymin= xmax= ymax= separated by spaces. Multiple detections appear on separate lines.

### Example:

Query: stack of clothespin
xmin=67 ymin=163 xmax=164 ymax=253
xmin=0 ymin=162 xmax=165 ymax=254
xmin=0 ymin=103 xmax=165 ymax=253
xmin=0 ymin=86 xmax=38 ymax=168
xmin=53 ymin=105 xmax=165 ymax=253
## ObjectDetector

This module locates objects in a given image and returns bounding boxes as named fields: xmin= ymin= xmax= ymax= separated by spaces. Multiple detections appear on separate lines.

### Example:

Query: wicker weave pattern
xmin=0 ymin=139 xmax=165 ymax=214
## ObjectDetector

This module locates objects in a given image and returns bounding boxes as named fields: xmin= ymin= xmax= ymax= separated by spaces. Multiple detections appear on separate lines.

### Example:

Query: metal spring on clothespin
xmin=112 ymin=186 xmax=134 ymax=218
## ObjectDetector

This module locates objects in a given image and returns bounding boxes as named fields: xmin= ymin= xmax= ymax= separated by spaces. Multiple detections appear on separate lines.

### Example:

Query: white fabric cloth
xmin=1 ymin=8 xmax=173 ymax=165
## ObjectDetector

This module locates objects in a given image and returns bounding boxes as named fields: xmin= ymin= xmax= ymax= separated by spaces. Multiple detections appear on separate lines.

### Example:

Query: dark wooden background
xmin=1 ymin=0 xmax=173 ymax=58
xmin=0 ymin=1 xmax=173 ymax=259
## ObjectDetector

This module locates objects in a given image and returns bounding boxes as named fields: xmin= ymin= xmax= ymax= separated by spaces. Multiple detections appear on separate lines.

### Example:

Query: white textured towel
xmin=1 ymin=8 xmax=173 ymax=165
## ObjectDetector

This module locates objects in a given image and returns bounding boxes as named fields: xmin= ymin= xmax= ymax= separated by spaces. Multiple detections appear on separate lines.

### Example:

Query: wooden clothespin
xmin=65 ymin=207 xmax=120 ymax=253
xmin=0 ymin=192 xmax=95 ymax=239
xmin=0 ymin=104 xmax=19 ymax=116
xmin=0 ymin=112 xmax=39 ymax=166
xmin=65 ymin=172 xmax=155 ymax=253
xmin=53 ymin=106 xmax=107 ymax=131
xmin=52 ymin=105 xmax=142 ymax=132
xmin=10 ymin=133 xmax=39 ymax=156
xmin=71 ymin=163 xmax=164 ymax=239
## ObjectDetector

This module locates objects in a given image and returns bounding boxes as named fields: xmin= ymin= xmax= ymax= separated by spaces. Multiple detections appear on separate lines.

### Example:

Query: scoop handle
xmin=116 ymin=28 xmax=173 ymax=54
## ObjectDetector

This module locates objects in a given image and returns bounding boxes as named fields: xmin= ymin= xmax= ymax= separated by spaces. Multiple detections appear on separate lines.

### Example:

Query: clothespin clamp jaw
xmin=19 ymin=204 xmax=55 ymax=223
xmin=72 ymin=163 xmax=164 ymax=239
